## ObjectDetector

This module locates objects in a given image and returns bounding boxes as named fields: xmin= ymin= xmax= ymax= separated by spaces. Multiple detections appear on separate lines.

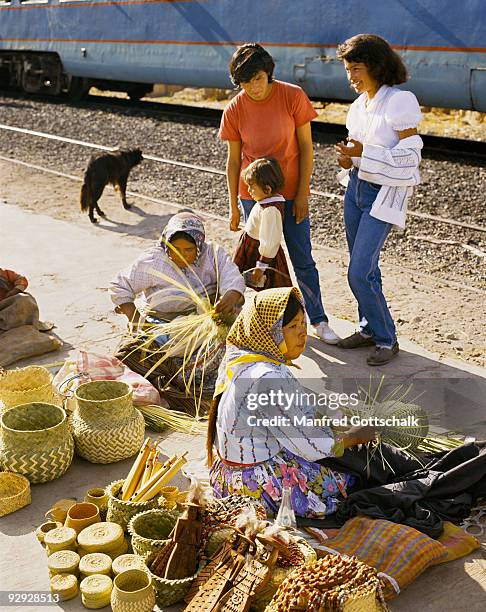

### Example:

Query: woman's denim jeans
xmin=240 ymin=199 xmax=327 ymax=325
xmin=343 ymin=170 xmax=397 ymax=348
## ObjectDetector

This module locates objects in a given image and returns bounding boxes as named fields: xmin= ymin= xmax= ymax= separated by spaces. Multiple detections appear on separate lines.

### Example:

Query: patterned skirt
xmin=233 ymin=232 xmax=292 ymax=290
xmin=209 ymin=448 xmax=356 ymax=519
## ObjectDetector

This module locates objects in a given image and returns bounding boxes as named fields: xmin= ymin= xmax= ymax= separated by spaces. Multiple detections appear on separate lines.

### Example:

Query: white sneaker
xmin=312 ymin=322 xmax=341 ymax=345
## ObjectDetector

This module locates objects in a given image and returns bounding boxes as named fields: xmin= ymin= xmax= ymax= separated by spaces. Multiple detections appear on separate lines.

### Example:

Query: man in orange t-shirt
xmin=219 ymin=43 xmax=339 ymax=344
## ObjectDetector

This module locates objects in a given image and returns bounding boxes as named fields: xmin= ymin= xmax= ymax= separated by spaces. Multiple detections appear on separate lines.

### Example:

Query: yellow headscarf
xmin=215 ymin=287 xmax=304 ymax=396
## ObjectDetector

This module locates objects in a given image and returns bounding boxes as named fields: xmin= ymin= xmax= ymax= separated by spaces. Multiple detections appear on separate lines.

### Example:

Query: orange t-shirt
xmin=219 ymin=80 xmax=317 ymax=201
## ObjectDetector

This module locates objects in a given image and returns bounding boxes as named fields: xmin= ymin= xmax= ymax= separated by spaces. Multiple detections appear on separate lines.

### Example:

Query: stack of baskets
xmin=0 ymin=366 xmax=61 ymax=412
xmin=70 ymin=381 xmax=144 ymax=464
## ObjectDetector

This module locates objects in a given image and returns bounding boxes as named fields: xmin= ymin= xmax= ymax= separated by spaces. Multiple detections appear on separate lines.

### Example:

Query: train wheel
xmin=67 ymin=76 xmax=90 ymax=101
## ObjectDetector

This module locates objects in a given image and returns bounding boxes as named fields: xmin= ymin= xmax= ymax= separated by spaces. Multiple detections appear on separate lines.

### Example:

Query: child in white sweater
xmin=232 ymin=158 xmax=292 ymax=290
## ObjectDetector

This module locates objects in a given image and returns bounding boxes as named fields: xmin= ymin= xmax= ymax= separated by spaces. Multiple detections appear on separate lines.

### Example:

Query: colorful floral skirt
xmin=209 ymin=448 xmax=357 ymax=519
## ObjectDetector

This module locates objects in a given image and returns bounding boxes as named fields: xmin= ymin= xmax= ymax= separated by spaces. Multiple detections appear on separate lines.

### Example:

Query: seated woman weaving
xmin=111 ymin=212 xmax=245 ymax=325
xmin=111 ymin=212 xmax=246 ymax=397
xmin=207 ymin=287 xmax=375 ymax=518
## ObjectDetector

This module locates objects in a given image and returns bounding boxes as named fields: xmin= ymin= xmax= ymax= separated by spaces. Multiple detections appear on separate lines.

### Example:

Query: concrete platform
xmin=1 ymin=202 xmax=485 ymax=611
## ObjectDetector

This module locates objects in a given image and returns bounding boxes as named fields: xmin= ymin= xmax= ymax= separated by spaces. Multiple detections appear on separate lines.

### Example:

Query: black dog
xmin=80 ymin=148 xmax=143 ymax=223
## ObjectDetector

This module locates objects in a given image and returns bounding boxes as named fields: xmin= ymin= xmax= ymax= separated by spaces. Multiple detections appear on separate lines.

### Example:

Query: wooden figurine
xmin=164 ymin=503 xmax=202 ymax=580
xmin=212 ymin=538 xmax=280 ymax=612
xmin=183 ymin=532 xmax=254 ymax=612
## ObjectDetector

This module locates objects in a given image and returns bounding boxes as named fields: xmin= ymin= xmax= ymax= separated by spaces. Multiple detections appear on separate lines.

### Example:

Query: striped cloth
xmin=315 ymin=515 xmax=448 ymax=599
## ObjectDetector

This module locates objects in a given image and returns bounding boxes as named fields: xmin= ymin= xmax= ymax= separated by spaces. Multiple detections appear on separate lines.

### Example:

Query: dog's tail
xmin=80 ymin=181 xmax=90 ymax=211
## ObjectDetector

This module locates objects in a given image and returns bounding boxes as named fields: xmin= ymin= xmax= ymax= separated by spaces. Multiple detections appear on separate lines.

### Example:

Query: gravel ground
xmin=1 ymin=93 xmax=485 ymax=289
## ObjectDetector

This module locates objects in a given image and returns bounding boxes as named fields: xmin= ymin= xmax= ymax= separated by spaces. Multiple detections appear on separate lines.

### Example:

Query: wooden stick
xmin=150 ymin=458 xmax=163 ymax=479
xmin=121 ymin=437 xmax=151 ymax=501
xmin=136 ymin=455 xmax=188 ymax=502
xmin=130 ymin=454 xmax=178 ymax=502
xmin=140 ymin=448 xmax=157 ymax=489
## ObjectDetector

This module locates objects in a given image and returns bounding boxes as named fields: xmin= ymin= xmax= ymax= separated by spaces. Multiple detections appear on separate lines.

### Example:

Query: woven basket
xmin=254 ymin=538 xmax=317 ymax=609
xmin=128 ymin=509 xmax=179 ymax=557
xmin=0 ymin=366 xmax=60 ymax=412
xmin=71 ymin=381 xmax=144 ymax=464
xmin=0 ymin=471 xmax=31 ymax=517
xmin=0 ymin=403 xmax=74 ymax=483
xmin=143 ymin=550 xmax=198 ymax=608
xmin=106 ymin=480 xmax=160 ymax=531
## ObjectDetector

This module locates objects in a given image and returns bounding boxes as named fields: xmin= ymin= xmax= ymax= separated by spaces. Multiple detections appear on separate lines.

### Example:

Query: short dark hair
xmin=336 ymin=34 xmax=408 ymax=86
xmin=283 ymin=293 xmax=304 ymax=327
xmin=229 ymin=43 xmax=275 ymax=87
xmin=242 ymin=157 xmax=284 ymax=196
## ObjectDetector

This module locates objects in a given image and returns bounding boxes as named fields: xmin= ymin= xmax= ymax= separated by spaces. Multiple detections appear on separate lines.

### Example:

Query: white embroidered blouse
xmin=244 ymin=195 xmax=285 ymax=265
xmin=110 ymin=242 xmax=246 ymax=320
xmin=216 ymin=360 xmax=335 ymax=464
xmin=338 ymin=85 xmax=423 ymax=229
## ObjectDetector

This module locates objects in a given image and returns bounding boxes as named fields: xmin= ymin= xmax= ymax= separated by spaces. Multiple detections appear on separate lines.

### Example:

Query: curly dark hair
xmin=229 ymin=43 xmax=275 ymax=87
xmin=336 ymin=34 xmax=408 ymax=86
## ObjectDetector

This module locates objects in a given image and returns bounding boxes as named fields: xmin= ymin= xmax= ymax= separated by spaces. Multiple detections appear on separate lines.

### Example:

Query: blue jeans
xmin=343 ymin=170 xmax=397 ymax=348
xmin=240 ymin=199 xmax=327 ymax=325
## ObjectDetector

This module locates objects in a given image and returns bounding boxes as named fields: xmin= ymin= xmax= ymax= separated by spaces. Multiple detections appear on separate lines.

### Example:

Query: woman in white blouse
xmin=335 ymin=34 xmax=423 ymax=366
xmin=207 ymin=287 xmax=375 ymax=518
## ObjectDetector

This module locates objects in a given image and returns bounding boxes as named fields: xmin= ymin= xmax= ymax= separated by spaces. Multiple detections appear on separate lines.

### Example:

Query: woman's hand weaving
xmin=215 ymin=290 xmax=243 ymax=316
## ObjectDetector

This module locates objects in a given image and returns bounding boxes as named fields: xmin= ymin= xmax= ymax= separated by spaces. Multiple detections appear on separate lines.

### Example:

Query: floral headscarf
xmin=160 ymin=212 xmax=206 ymax=260
xmin=215 ymin=287 xmax=304 ymax=396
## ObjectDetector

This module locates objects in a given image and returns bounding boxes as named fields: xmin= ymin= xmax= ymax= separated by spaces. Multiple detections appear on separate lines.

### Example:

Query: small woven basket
xmin=105 ymin=480 xmax=160 ymax=531
xmin=128 ymin=508 xmax=179 ymax=557
xmin=0 ymin=471 xmax=31 ymax=517
xmin=0 ymin=403 xmax=74 ymax=483
xmin=0 ymin=366 xmax=60 ymax=412
xmin=143 ymin=550 xmax=198 ymax=608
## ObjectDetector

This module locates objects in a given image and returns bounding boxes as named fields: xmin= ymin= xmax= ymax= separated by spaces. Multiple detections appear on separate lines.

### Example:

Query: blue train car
xmin=0 ymin=0 xmax=485 ymax=110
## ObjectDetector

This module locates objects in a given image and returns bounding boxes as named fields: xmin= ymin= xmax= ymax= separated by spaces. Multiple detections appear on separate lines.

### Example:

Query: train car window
xmin=19 ymin=0 xmax=49 ymax=4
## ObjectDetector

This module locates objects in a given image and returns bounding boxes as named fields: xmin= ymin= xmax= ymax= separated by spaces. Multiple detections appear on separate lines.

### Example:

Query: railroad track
xmin=1 ymin=121 xmax=484 ymax=235
xmin=2 ymin=88 xmax=486 ymax=159
xmin=85 ymin=94 xmax=486 ymax=159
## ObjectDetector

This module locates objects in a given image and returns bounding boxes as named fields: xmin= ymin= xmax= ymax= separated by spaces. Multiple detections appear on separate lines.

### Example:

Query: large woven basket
xmin=0 ymin=471 xmax=31 ymax=517
xmin=128 ymin=508 xmax=179 ymax=557
xmin=0 ymin=366 xmax=60 ymax=412
xmin=106 ymin=480 xmax=160 ymax=531
xmin=0 ymin=403 xmax=74 ymax=483
xmin=143 ymin=550 xmax=198 ymax=608
xmin=71 ymin=381 xmax=144 ymax=464
xmin=265 ymin=555 xmax=387 ymax=612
